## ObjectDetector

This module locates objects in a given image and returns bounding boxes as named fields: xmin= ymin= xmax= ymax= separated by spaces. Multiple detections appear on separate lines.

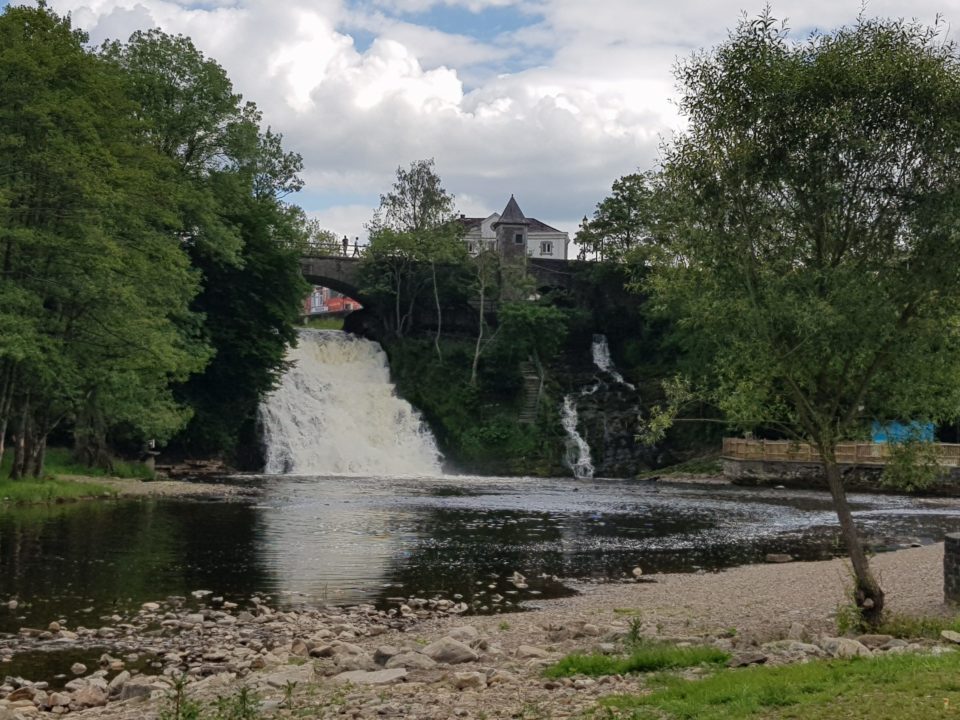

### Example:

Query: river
xmin=3 ymin=475 xmax=960 ymax=636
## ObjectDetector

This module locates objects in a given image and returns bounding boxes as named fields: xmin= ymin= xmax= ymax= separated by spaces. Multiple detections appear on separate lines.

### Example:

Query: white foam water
xmin=259 ymin=330 xmax=443 ymax=476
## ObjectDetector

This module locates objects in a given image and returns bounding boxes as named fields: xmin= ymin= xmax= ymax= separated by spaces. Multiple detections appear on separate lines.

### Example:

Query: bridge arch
xmin=299 ymin=256 xmax=366 ymax=303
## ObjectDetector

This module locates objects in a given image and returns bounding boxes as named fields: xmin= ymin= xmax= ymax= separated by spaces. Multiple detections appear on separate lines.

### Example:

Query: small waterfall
xmin=561 ymin=395 xmax=594 ymax=479
xmin=591 ymin=334 xmax=635 ymax=390
xmin=561 ymin=334 xmax=636 ymax=479
xmin=259 ymin=330 xmax=443 ymax=476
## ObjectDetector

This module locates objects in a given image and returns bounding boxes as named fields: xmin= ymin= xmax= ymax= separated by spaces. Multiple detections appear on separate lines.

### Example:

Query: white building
xmin=459 ymin=197 xmax=570 ymax=260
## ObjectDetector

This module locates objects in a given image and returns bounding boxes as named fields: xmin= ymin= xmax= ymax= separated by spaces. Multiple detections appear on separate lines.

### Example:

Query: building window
xmin=540 ymin=241 xmax=554 ymax=256
xmin=466 ymin=241 xmax=476 ymax=254
xmin=514 ymin=232 xmax=524 ymax=245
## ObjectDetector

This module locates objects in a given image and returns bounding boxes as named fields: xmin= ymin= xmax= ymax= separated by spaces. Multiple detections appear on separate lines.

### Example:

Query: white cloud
xmin=36 ymin=0 xmax=960 ymax=243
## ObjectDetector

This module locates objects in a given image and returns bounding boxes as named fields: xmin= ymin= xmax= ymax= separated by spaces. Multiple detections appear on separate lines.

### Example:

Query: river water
xmin=3 ymin=475 xmax=960 ymax=635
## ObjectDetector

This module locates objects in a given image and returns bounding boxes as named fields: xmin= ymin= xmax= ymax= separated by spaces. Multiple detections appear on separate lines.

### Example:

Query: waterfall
xmin=591 ymin=334 xmax=636 ymax=390
xmin=561 ymin=395 xmax=594 ymax=479
xmin=561 ymin=335 xmax=636 ymax=479
xmin=259 ymin=330 xmax=443 ymax=476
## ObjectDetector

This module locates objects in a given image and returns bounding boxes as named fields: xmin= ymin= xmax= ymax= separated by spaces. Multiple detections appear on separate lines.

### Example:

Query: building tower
xmin=492 ymin=195 xmax=530 ymax=300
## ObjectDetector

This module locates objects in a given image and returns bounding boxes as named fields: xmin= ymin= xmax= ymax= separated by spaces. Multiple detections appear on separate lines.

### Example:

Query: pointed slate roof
xmin=492 ymin=195 xmax=530 ymax=228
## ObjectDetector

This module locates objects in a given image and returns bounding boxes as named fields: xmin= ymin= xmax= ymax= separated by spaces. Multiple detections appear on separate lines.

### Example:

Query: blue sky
xmin=8 ymin=0 xmax=959 ymax=243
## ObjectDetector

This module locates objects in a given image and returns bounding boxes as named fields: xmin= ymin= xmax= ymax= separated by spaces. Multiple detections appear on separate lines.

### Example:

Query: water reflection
xmin=2 ymin=477 xmax=960 ymax=634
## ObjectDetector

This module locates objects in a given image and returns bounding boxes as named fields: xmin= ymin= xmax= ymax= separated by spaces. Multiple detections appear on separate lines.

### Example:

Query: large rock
xmin=73 ymin=685 xmax=107 ymax=708
xmin=451 ymin=672 xmax=484 ymax=691
xmin=516 ymin=645 xmax=550 ymax=660
xmin=422 ymin=638 xmax=479 ymax=665
xmin=446 ymin=626 xmax=480 ymax=646
xmin=820 ymin=637 xmax=873 ymax=659
xmin=108 ymin=671 xmax=131 ymax=696
xmin=331 ymin=669 xmax=407 ymax=686
xmin=857 ymin=634 xmax=895 ymax=649
xmin=384 ymin=652 xmax=437 ymax=670
xmin=941 ymin=630 xmax=960 ymax=644
xmin=118 ymin=676 xmax=167 ymax=701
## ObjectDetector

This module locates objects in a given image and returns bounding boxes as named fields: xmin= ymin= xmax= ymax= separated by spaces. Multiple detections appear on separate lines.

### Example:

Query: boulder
xmin=107 ymin=670 xmax=131 ymax=696
xmin=764 ymin=553 xmax=794 ymax=564
xmin=446 ymin=626 xmax=480 ymax=646
xmin=941 ymin=630 xmax=960 ymax=645
xmin=331 ymin=669 xmax=406 ymax=686
xmin=820 ymin=637 xmax=873 ymax=659
xmin=69 ymin=663 xmax=86 ymax=676
xmin=72 ymin=685 xmax=107 ymax=708
xmin=451 ymin=672 xmax=484 ymax=691
xmin=118 ymin=676 xmax=167 ymax=701
xmin=857 ymin=634 xmax=895 ymax=649
xmin=422 ymin=638 xmax=478 ymax=665
xmin=384 ymin=653 xmax=437 ymax=671
xmin=515 ymin=645 xmax=550 ymax=660
xmin=726 ymin=653 xmax=768 ymax=668
xmin=373 ymin=646 xmax=402 ymax=665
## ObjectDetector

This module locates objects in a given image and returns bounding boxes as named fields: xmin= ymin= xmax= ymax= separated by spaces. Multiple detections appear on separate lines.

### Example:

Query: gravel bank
xmin=59 ymin=476 xmax=262 ymax=501
xmin=1 ymin=544 xmax=952 ymax=720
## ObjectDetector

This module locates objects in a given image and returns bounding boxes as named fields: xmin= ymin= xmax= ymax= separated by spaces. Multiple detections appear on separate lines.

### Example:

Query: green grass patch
xmin=876 ymin=612 xmax=960 ymax=640
xmin=545 ymin=642 xmax=729 ymax=678
xmin=635 ymin=455 xmax=722 ymax=480
xmin=599 ymin=650 xmax=960 ymax=719
xmin=302 ymin=316 xmax=344 ymax=330
xmin=0 ymin=477 xmax=113 ymax=504
xmin=1 ymin=447 xmax=153 ymax=481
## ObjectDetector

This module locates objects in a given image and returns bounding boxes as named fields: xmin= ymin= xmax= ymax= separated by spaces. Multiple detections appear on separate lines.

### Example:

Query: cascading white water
xmin=560 ymin=395 xmax=594 ymax=479
xmin=561 ymin=334 xmax=637 ymax=479
xmin=591 ymin=334 xmax=636 ymax=390
xmin=259 ymin=330 xmax=443 ymax=476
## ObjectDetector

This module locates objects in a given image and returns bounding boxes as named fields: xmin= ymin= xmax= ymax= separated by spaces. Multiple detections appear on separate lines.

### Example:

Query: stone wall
xmin=945 ymin=534 xmax=960 ymax=604
xmin=724 ymin=458 xmax=960 ymax=496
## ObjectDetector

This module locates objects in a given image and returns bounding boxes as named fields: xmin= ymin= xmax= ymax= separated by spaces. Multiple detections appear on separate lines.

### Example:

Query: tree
xmin=103 ymin=28 xmax=309 ymax=462
xmin=0 ymin=3 xmax=206 ymax=475
xmin=639 ymin=13 xmax=960 ymax=624
xmin=576 ymin=173 xmax=656 ymax=262
xmin=364 ymin=159 xmax=466 ymax=354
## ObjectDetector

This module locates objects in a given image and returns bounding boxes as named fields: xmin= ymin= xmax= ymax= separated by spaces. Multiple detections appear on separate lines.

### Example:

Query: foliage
xmin=881 ymin=438 xmax=941 ymax=492
xmin=361 ymin=160 xmax=468 ymax=343
xmin=629 ymin=11 xmax=960 ymax=621
xmin=303 ymin=317 xmax=345 ymax=331
xmin=544 ymin=641 xmax=728 ymax=678
xmin=497 ymin=303 xmax=572 ymax=364
xmin=599 ymin=651 xmax=960 ymax=719
xmin=0 ymin=4 xmax=209 ymax=477
xmin=876 ymin=613 xmax=960 ymax=640
xmin=104 ymin=29 xmax=309 ymax=464
xmin=385 ymin=337 xmax=567 ymax=475
xmin=576 ymin=173 xmax=657 ymax=262
xmin=634 ymin=455 xmax=722 ymax=480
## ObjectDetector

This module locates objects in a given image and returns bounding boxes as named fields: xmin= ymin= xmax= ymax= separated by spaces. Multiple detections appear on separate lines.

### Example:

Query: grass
xmin=544 ymin=641 xmax=729 ymax=678
xmin=598 ymin=651 xmax=960 ymax=719
xmin=876 ymin=612 xmax=960 ymax=640
xmin=302 ymin=316 xmax=344 ymax=330
xmin=635 ymin=455 xmax=723 ymax=480
xmin=0 ymin=447 xmax=153 ymax=504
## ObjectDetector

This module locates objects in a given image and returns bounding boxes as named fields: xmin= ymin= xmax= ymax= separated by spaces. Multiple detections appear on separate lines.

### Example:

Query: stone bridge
xmin=299 ymin=255 xmax=579 ymax=302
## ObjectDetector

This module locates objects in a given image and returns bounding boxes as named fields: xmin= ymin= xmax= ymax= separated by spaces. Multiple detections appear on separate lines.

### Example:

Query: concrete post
xmin=944 ymin=533 xmax=960 ymax=603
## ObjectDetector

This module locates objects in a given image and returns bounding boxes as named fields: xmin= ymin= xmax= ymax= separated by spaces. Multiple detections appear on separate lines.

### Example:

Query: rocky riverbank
xmin=0 ymin=543 xmax=954 ymax=720
xmin=58 ymin=476 xmax=262 ymax=502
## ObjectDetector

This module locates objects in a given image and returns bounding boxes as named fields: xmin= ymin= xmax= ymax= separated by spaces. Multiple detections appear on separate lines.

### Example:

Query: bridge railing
xmin=301 ymin=242 xmax=367 ymax=258
xmin=722 ymin=437 xmax=960 ymax=467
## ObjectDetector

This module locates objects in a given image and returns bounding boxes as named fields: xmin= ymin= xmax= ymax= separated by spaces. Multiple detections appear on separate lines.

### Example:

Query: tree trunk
xmin=470 ymin=270 xmax=486 ymax=386
xmin=9 ymin=392 xmax=30 ymax=480
xmin=823 ymin=458 xmax=885 ymax=625
xmin=431 ymin=261 xmax=442 ymax=361
xmin=30 ymin=435 xmax=46 ymax=478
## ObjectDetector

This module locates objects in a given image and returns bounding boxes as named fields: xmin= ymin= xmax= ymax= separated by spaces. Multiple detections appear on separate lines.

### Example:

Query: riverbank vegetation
xmin=0 ymin=4 xmax=309 ymax=478
xmin=599 ymin=651 xmax=960 ymax=720
xmin=586 ymin=14 xmax=960 ymax=624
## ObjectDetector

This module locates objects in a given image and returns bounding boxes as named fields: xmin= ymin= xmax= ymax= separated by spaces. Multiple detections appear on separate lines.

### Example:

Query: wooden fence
xmin=722 ymin=437 xmax=960 ymax=467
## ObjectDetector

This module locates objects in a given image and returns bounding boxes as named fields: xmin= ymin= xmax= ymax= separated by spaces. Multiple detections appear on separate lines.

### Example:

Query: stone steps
xmin=518 ymin=362 xmax=541 ymax=423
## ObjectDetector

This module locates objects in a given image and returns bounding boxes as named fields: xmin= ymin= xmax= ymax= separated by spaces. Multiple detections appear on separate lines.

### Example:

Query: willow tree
xmin=641 ymin=14 xmax=960 ymax=623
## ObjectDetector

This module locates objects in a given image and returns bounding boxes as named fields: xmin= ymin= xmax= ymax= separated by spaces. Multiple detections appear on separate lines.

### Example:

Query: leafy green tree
xmin=104 ymin=30 xmax=309 ymax=461
xmin=640 ymin=13 xmax=960 ymax=622
xmin=363 ymin=159 xmax=466 ymax=353
xmin=576 ymin=173 xmax=656 ymax=262
xmin=0 ymin=3 xmax=206 ymax=475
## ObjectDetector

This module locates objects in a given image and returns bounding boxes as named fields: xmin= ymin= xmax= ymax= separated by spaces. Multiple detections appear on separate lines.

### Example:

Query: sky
xmin=7 ymin=0 xmax=960 ymax=241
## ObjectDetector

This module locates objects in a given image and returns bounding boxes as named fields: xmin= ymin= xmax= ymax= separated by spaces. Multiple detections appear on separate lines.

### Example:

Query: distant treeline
xmin=0 ymin=3 xmax=313 ymax=476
